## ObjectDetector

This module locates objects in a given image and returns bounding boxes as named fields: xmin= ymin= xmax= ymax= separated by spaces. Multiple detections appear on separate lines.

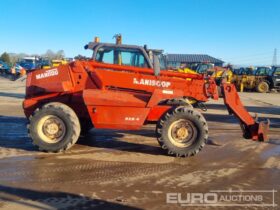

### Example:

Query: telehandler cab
xmin=23 ymin=35 xmax=269 ymax=157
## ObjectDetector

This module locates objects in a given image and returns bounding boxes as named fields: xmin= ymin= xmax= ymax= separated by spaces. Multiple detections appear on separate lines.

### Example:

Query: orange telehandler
xmin=23 ymin=36 xmax=269 ymax=157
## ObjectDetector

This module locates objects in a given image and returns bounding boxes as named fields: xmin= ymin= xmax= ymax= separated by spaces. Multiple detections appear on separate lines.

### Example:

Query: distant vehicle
xmin=19 ymin=57 xmax=42 ymax=71
xmin=0 ymin=60 xmax=10 ymax=74
xmin=233 ymin=66 xmax=273 ymax=93
xmin=267 ymin=66 xmax=280 ymax=91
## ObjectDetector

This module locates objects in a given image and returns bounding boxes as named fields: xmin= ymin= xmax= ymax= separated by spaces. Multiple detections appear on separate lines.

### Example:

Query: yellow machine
xmin=51 ymin=59 xmax=68 ymax=67
xmin=210 ymin=66 xmax=234 ymax=84
xmin=233 ymin=67 xmax=271 ymax=93
xmin=178 ymin=67 xmax=198 ymax=75
xmin=180 ymin=64 xmax=270 ymax=93
xmin=178 ymin=65 xmax=233 ymax=86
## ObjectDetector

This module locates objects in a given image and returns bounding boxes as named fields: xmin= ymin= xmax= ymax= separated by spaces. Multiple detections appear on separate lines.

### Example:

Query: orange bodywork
xmin=23 ymin=60 xmax=217 ymax=129
xmin=23 ymin=60 xmax=268 ymax=140
xmin=222 ymin=84 xmax=269 ymax=141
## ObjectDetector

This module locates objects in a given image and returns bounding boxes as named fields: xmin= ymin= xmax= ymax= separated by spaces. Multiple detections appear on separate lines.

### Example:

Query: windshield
xmin=273 ymin=67 xmax=280 ymax=75
xmin=96 ymin=47 xmax=149 ymax=68
xmin=255 ymin=67 xmax=269 ymax=76
xmin=196 ymin=64 xmax=212 ymax=74
xmin=157 ymin=53 xmax=167 ymax=70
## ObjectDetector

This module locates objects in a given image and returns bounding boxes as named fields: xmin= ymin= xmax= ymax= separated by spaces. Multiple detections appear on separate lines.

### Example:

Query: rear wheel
xmin=28 ymin=103 xmax=81 ymax=152
xmin=43 ymin=103 xmax=93 ymax=137
xmin=256 ymin=81 xmax=269 ymax=93
xmin=156 ymin=107 xmax=208 ymax=157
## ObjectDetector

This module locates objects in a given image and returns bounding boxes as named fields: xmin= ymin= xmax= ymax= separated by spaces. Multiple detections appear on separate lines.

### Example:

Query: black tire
xmin=156 ymin=107 xmax=208 ymax=157
xmin=256 ymin=81 xmax=269 ymax=93
xmin=28 ymin=102 xmax=81 ymax=152
xmin=44 ymin=103 xmax=93 ymax=137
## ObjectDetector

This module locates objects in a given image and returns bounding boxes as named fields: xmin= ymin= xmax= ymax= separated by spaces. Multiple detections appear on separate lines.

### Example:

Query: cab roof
xmin=84 ymin=42 xmax=146 ymax=51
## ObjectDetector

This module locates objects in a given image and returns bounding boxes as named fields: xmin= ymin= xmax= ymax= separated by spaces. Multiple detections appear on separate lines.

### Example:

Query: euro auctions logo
xmin=166 ymin=189 xmax=277 ymax=207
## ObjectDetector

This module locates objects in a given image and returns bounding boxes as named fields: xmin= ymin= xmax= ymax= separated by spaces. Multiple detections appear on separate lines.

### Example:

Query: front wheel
xmin=28 ymin=103 xmax=81 ymax=152
xmin=256 ymin=81 xmax=269 ymax=93
xmin=156 ymin=107 xmax=208 ymax=157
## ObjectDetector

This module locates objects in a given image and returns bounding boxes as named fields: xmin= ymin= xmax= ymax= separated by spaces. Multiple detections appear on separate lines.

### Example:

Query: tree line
xmin=0 ymin=50 xmax=65 ymax=65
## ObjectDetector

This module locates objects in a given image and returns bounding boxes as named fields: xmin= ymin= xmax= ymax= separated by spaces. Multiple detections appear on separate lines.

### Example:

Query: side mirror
xmin=153 ymin=55 xmax=160 ymax=76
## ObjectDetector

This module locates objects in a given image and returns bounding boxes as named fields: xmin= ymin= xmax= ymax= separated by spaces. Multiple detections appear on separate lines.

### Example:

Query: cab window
xmin=275 ymin=68 xmax=280 ymax=75
xmin=95 ymin=47 xmax=148 ymax=68
xmin=256 ymin=67 xmax=268 ymax=76
xmin=96 ymin=48 xmax=114 ymax=64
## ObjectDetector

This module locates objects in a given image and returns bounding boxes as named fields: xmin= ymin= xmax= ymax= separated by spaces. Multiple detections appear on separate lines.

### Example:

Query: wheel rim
xmin=168 ymin=119 xmax=198 ymax=148
xmin=37 ymin=115 xmax=66 ymax=143
xmin=259 ymin=83 xmax=267 ymax=92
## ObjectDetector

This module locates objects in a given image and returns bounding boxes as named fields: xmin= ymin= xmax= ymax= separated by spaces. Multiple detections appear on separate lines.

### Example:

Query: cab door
xmin=273 ymin=67 xmax=280 ymax=88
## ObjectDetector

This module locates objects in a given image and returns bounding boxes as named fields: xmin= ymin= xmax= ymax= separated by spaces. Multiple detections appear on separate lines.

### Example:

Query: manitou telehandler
xmin=23 ymin=35 xmax=269 ymax=157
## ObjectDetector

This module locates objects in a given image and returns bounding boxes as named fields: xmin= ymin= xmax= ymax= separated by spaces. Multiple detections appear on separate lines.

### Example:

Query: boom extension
xmin=222 ymin=83 xmax=269 ymax=141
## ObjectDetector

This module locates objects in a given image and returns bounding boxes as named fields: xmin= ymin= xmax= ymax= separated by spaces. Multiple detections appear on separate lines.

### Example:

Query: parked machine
xmin=267 ymin=66 xmax=280 ymax=91
xmin=233 ymin=66 xmax=272 ymax=93
xmin=23 ymin=36 xmax=269 ymax=157
xmin=19 ymin=57 xmax=42 ymax=71
xmin=0 ymin=60 xmax=10 ymax=74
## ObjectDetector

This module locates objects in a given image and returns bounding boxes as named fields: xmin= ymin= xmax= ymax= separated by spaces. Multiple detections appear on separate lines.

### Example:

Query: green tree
xmin=0 ymin=52 xmax=11 ymax=64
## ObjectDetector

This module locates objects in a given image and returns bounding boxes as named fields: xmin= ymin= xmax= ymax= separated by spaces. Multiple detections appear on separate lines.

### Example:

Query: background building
xmin=166 ymin=54 xmax=224 ymax=69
